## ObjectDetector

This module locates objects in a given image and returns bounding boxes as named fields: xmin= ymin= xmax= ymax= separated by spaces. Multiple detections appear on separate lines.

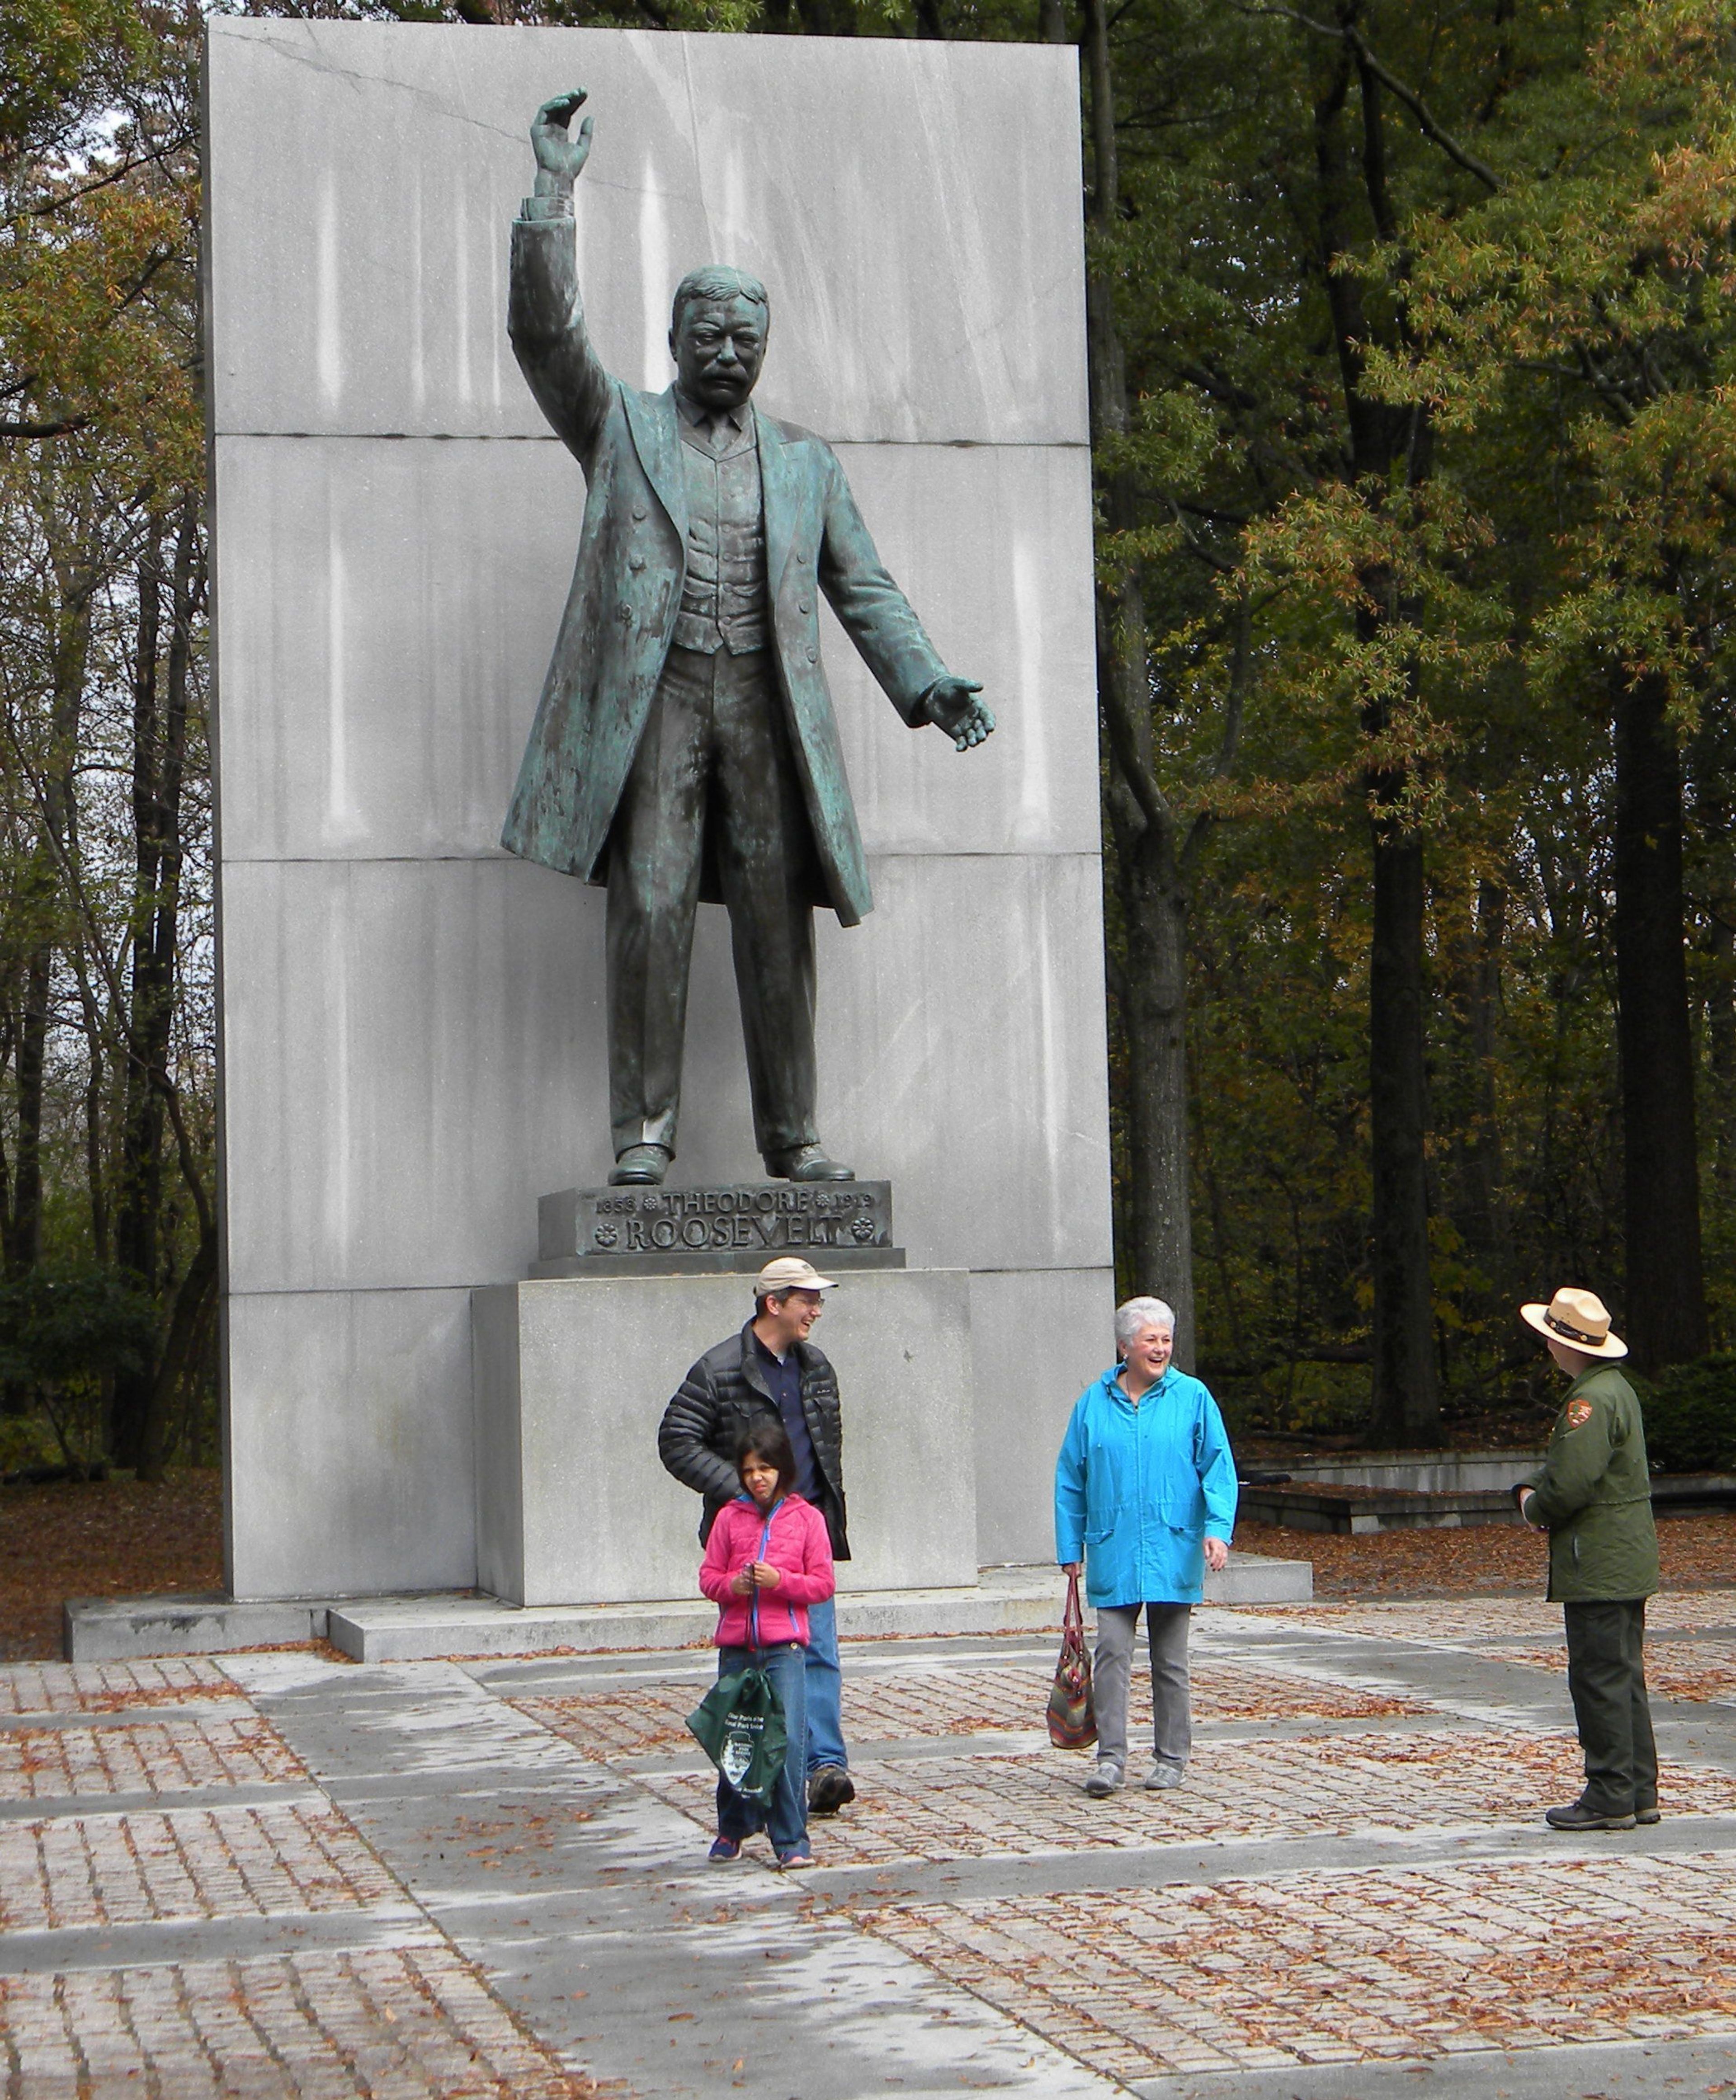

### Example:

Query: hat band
xmin=1544 ymin=1309 xmax=1604 ymax=1347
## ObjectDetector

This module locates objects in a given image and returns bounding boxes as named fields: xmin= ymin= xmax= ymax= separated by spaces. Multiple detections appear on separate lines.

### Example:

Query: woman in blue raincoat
xmin=1055 ymin=1296 xmax=1238 ymax=1798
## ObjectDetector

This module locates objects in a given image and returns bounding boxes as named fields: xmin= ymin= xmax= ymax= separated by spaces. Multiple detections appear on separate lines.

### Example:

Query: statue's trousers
xmin=605 ymin=644 xmax=821 ymax=1161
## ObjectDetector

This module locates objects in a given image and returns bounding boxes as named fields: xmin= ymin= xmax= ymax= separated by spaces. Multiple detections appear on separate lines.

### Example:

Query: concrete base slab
xmin=1206 ymin=1555 xmax=1314 ymax=1606
xmin=61 ymin=1557 xmax=1312 ymax=1663
xmin=63 ymin=1593 xmax=334 ymax=1662
xmin=330 ymin=1556 xmax=1313 ymax=1661
xmin=1131 ymin=2034 xmax=1736 ymax=2100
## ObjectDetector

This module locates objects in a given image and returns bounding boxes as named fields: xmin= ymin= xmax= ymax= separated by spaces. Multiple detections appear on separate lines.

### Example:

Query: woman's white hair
xmin=1115 ymin=1296 xmax=1175 ymax=1354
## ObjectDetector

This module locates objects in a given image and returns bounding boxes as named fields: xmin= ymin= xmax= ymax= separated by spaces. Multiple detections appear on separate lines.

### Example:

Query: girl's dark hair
xmin=735 ymin=1419 xmax=798 ymax=1503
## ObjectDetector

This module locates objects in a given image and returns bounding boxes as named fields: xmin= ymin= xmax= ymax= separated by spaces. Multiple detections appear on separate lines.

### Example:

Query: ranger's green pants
xmin=1563 ymin=1599 xmax=1657 ymax=1814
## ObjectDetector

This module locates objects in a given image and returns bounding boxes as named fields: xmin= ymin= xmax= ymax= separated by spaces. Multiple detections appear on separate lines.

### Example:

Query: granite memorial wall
xmin=206 ymin=18 xmax=1113 ymax=1601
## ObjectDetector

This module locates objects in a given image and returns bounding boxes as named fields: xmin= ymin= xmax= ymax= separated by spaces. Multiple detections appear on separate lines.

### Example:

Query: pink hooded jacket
xmin=699 ymin=1493 xmax=836 ymax=1648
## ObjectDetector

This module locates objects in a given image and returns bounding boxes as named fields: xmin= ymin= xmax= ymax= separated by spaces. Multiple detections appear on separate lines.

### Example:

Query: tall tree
xmin=1392 ymin=0 xmax=1736 ymax=1371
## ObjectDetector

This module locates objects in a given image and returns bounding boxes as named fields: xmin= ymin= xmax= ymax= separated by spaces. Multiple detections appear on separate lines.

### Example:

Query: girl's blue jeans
xmin=714 ymin=1640 xmax=808 ymax=1852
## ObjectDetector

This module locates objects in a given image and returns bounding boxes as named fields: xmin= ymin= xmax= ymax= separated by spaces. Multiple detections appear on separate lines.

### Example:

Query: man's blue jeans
xmin=804 ymin=1596 xmax=848 ymax=1772
xmin=714 ymin=1640 xmax=808 ymax=1852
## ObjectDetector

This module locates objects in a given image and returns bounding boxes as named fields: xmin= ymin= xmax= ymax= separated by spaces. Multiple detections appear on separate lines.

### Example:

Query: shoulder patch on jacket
xmin=1564 ymin=1396 xmax=1594 ymax=1428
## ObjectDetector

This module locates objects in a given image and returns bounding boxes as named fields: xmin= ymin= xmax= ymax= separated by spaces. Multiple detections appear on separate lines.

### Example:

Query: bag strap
xmin=750 ymin=1505 xmax=779 ymax=1648
xmin=1063 ymin=1567 xmax=1085 ymax=1643
xmin=745 ymin=1497 xmax=793 ymax=1649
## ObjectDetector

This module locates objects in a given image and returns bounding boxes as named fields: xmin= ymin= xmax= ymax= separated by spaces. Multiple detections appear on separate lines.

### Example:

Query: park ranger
xmin=1514 ymin=1286 xmax=1660 ymax=1832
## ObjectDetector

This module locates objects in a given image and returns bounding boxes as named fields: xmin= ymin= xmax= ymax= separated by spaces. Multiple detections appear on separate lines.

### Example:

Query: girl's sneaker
xmin=775 ymin=1844 xmax=813 ymax=1870
xmin=708 ymin=1836 xmax=743 ymax=1864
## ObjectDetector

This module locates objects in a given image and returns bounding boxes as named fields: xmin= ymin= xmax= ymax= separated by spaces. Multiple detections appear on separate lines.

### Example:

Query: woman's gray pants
xmin=1093 ymin=1603 xmax=1192 ymax=1773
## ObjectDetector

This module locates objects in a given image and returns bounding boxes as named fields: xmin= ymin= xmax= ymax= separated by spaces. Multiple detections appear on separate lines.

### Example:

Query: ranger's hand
xmin=926 ymin=675 xmax=995 ymax=752
xmin=1203 ymin=1537 xmax=1229 ymax=1573
xmin=531 ymin=90 xmax=594 ymax=188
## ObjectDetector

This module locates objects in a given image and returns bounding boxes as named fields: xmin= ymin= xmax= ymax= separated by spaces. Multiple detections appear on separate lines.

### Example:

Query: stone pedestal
xmin=207 ymin=21 xmax=1115 ymax=1606
xmin=473 ymin=1269 xmax=976 ymax=1607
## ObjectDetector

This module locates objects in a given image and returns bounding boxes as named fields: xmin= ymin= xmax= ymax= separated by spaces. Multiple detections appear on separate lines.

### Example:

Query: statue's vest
xmin=673 ymin=424 xmax=769 ymax=657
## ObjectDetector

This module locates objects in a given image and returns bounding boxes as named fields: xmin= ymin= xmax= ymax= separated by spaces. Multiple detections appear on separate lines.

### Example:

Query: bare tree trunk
xmin=1694 ymin=744 xmax=1736 ymax=1210
xmin=8 ymin=509 xmax=94 ymax=1283
xmin=1081 ymin=0 xmax=1201 ymax=1363
xmin=1463 ymin=875 xmax=1509 ymax=1269
xmin=1366 ymin=811 xmax=1442 ymax=1442
xmin=1614 ymin=669 xmax=1708 ymax=1374
xmin=4 ymin=944 xmax=49 ymax=1281
xmin=114 ymin=496 xmax=204 ymax=1477
xmin=1119 ymin=827 xmax=1195 ymax=1356
xmin=1708 ymin=908 xmax=1736 ymax=1208
xmin=140 ymin=1224 xmax=216 ymax=1480
xmin=111 ymin=518 xmax=164 ymax=1467
xmin=1308 ymin=46 xmax=1441 ymax=1444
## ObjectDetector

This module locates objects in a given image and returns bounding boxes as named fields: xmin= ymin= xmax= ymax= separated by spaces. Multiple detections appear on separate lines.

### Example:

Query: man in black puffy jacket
xmin=659 ymin=1256 xmax=855 ymax=1814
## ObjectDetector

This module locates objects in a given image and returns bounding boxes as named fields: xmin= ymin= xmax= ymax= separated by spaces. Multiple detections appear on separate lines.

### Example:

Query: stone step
xmin=63 ymin=1594 xmax=333 ymax=1662
xmin=326 ymin=1558 xmax=1312 ymax=1662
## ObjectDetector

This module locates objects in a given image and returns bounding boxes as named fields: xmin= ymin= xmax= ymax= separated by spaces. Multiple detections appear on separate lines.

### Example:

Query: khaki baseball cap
xmin=754 ymin=1256 xmax=837 ymax=1295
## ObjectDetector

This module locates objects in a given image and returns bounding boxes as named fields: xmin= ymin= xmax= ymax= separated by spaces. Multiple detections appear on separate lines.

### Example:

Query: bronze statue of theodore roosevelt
xmin=500 ymin=90 xmax=994 ymax=1187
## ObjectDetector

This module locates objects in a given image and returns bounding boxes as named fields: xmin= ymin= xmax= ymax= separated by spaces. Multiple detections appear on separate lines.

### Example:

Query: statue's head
xmin=669 ymin=266 xmax=769 ymax=413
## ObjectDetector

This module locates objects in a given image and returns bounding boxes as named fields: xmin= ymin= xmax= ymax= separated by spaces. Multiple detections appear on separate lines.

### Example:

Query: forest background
xmin=3 ymin=0 xmax=1735 ymax=1483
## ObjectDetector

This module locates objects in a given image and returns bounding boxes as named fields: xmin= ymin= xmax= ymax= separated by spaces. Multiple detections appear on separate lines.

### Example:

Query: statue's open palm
xmin=532 ymin=90 xmax=593 ymax=183
xmin=927 ymin=675 xmax=995 ymax=752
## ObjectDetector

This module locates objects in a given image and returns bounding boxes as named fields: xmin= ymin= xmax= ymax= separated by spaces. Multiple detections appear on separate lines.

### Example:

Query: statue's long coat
xmin=502 ymin=215 xmax=948 ymax=928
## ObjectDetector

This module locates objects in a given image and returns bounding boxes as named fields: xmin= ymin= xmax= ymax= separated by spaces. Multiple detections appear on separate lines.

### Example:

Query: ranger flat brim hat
xmin=1519 ymin=1286 xmax=1627 ymax=1360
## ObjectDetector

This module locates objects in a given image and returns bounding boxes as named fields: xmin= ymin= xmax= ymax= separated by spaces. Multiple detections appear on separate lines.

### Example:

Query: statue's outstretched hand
xmin=531 ymin=90 xmax=594 ymax=185
xmin=926 ymin=676 xmax=995 ymax=752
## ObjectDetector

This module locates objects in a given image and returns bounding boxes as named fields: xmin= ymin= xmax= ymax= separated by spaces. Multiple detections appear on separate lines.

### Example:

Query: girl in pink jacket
xmin=698 ymin=1421 xmax=835 ymax=1867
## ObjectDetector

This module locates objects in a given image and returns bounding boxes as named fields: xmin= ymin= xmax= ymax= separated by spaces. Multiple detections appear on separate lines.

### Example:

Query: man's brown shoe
xmin=808 ymin=1765 xmax=855 ymax=1816
xmin=1545 ymin=1801 xmax=1636 ymax=1831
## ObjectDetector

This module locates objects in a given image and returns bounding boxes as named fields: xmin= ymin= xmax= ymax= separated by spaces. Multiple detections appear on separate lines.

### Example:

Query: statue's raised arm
xmin=509 ymin=89 xmax=609 ymax=457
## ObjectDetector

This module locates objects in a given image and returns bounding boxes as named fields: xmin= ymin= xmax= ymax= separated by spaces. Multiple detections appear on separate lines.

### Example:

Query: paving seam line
xmin=0 ymin=1782 xmax=331 ymax=1824
xmin=0 ymin=1898 xmax=434 ymax=1948
xmin=0 ymin=1700 xmax=261 ymax=1731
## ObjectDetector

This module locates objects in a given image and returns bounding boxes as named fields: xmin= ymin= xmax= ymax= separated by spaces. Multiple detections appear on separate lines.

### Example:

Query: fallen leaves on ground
xmin=0 ymin=1470 xmax=222 ymax=1660
xmin=1235 ymin=1512 xmax=1736 ymax=1596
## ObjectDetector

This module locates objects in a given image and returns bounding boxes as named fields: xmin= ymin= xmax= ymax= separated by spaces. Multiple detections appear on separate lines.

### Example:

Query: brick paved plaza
xmin=5 ymin=1596 xmax=1736 ymax=2095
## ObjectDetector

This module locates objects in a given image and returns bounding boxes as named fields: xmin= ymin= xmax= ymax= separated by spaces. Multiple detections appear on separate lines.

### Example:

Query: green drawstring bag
xmin=687 ymin=1520 xmax=789 ymax=1803
xmin=686 ymin=1663 xmax=789 ymax=1802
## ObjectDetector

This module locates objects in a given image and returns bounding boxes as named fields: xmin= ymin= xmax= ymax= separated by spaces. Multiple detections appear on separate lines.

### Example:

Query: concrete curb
xmin=64 ymin=1555 xmax=1313 ymax=1662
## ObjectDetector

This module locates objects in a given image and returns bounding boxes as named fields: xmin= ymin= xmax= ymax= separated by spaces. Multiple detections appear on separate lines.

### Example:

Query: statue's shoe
xmin=765 ymin=1144 xmax=854 ymax=1183
xmin=609 ymin=1143 xmax=670 ymax=1186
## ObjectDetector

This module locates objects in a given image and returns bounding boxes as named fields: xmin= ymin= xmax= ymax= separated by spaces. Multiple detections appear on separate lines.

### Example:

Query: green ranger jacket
xmin=1524 ymin=1362 xmax=1659 ymax=1602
